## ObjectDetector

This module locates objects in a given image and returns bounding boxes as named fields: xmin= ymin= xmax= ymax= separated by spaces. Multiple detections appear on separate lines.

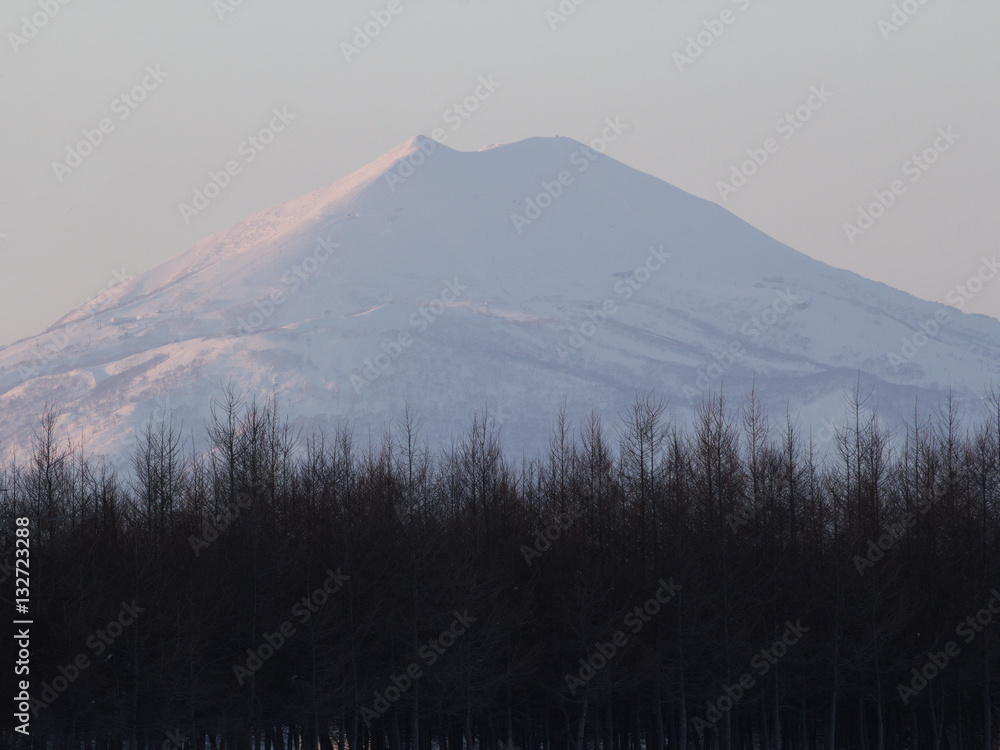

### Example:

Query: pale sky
xmin=2 ymin=1 xmax=998 ymax=347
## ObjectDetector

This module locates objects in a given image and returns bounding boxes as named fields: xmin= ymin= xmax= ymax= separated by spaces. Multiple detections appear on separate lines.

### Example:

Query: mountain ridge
xmin=2 ymin=134 xmax=997 ymax=461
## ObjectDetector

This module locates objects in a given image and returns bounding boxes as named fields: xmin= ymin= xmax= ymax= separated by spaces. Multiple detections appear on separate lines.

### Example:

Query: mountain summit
xmin=2 ymin=135 xmax=997 ymax=459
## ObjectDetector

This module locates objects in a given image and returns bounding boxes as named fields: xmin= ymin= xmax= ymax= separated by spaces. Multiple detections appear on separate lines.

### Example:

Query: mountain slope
xmin=2 ymin=135 xmax=997 ymax=460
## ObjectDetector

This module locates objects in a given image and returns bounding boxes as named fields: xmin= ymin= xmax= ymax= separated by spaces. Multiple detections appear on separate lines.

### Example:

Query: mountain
xmin=2 ymin=135 xmax=998 ymax=461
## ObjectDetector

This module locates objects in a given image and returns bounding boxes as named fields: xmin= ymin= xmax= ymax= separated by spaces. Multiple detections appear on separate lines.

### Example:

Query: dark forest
xmin=2 ymin=387 xmax=999 ymax=750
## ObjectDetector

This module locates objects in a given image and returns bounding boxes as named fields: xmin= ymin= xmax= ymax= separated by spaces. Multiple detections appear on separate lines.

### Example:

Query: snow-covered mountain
xmin=2 ymin=135 xmax=998 ymax=461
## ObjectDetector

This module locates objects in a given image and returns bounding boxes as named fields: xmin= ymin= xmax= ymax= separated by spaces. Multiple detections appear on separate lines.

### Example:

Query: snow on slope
xmin=1 ymin=135 xmax=998 ymax=462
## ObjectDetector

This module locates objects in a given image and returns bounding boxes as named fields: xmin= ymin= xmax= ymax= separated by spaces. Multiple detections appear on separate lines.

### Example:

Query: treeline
xmin=1 ymin=387 xmax=1000 ymax=750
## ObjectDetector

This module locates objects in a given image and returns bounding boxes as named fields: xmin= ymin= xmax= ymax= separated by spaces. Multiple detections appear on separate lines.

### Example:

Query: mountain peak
xmin=399 ymin=133 xmax=443 ymax=154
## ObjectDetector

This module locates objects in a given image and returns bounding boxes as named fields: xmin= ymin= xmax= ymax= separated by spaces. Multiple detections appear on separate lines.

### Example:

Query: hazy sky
xmin=2 ymin=1 xmax=998 ymax=347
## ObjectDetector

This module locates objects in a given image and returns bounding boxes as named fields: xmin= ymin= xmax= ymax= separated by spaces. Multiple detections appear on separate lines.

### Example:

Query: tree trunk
xmin=827 ymin=692 xmax=837 ymax=750
xmin=573 ymin=696 xmax=589 ymax=750
xmin=655 ymin=685 xmax=665 ymax=750
xmin=982 ymin=683 xmax=991 ymax=750
xmin=875 ymin=672 xmax=885 ymax=750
